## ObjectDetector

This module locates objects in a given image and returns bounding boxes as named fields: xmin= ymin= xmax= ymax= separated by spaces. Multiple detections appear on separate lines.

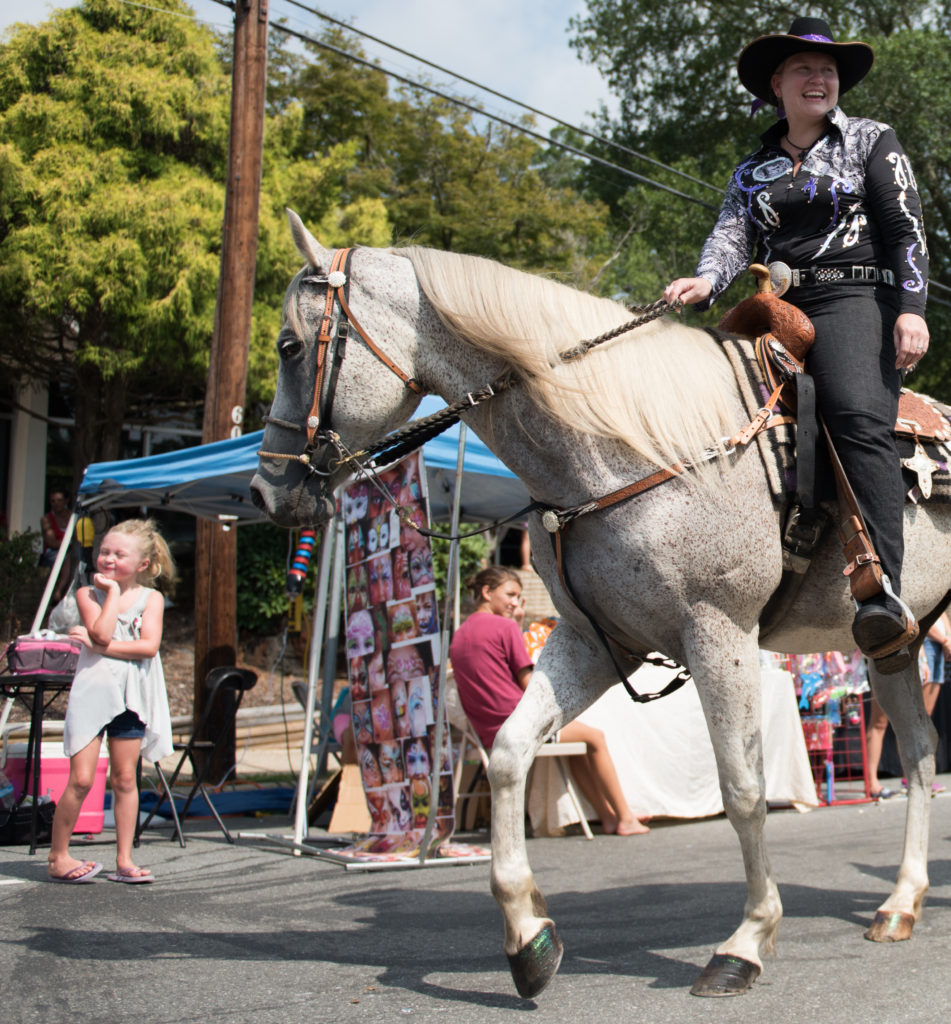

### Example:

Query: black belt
xmin=770 ymin=262 xmax=896 ymax=290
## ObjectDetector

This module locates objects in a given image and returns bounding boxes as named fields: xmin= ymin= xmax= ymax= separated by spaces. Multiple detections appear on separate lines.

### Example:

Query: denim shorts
xmin=99 ymin=709 xmax=146 ymax=740
xmin=923 ymin=638 xmax=946 ymax=685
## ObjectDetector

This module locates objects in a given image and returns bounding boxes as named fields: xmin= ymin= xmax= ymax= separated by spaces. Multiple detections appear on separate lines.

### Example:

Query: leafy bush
xmin=0 ymin=529 xmax=41 ymax=637
xmin=236 ymin=524 xmax=320 ymax=634
xmin=429 ymin=522 xmax=490 ymax=610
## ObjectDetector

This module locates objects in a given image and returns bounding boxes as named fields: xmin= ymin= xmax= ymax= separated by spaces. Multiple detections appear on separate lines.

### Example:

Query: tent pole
xmin=1 ymin=513 xmax=78 ymax=740
xmin=292 ymin=517 xmax=337 ymax=849
xmin=315 ymin=518 xmax=345 ymax=780
xmin=419 ymin=423 xmax=467 ymax=862
xmin=29 ymin=510 xmax=78 ymax=635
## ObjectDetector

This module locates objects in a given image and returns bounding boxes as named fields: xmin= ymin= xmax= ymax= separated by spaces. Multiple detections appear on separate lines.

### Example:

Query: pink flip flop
xmin=106 ymin=867 xmax=154 ymax=884
xmin=48 ymin=860 xmax=103 ymax=884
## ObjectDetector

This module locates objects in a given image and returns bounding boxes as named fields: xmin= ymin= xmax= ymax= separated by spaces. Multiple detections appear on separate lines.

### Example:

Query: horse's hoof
xmin=864 ymin=910 xmax=916 ymax=942
xmin=690 ymin=953 xmax=761 ymax=997
xmin=507 ymin=923 xmax=563 ymax=999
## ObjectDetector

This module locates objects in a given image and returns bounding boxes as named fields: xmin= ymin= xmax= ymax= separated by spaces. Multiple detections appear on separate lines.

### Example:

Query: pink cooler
xmin=3 ymin=741 xmax=108 ymax=834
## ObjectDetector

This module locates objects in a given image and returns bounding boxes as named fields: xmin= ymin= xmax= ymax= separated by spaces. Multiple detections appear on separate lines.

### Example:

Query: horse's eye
xmin=278 ymin=336 xmax=303 ymax=359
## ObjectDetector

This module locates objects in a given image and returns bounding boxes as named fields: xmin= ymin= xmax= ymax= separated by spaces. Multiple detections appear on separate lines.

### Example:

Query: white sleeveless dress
xmin=63 ymin=587 xmax=173 ymax=763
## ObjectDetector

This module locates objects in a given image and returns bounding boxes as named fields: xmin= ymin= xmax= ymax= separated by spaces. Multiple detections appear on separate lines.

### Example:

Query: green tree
xmin=0 ymin=0 xmax=231 ymax=480
xmin=0 ymin=0 xmax=353 ymax=482
xmin=274 ymin=31 xmax=611 ymax=283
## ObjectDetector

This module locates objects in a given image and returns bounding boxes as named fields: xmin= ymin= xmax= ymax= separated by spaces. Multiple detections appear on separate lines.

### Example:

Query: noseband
xmin=257 ymin=247 xmax=423 ymax=475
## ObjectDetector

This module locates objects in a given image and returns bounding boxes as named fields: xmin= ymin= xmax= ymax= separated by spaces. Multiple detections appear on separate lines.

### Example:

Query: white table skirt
xmin=527 ymin=664 xmax=818 ymax=834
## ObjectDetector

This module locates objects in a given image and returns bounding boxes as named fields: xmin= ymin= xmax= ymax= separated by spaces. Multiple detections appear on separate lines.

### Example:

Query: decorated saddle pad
xmin=716 ymin=333 xmax=951 ymax=506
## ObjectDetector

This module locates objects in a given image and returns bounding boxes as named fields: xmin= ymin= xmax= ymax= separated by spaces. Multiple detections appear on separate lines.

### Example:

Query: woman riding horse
xmin=665 ymin=15 xmax=930 ymax=674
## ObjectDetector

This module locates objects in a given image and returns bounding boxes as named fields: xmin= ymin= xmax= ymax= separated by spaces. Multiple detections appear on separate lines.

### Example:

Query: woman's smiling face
xmin=771 ymin=51 xmax=839 ymax=121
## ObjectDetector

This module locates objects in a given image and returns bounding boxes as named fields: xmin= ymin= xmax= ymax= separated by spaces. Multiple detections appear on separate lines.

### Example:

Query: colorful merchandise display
xmin=780 ymin=650 xmax=871 ymax=805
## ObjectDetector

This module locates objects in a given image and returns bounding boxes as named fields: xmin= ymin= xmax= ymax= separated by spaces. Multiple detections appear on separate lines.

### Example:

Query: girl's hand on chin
xmin=93 ymin=572 xmax=120 ymax=591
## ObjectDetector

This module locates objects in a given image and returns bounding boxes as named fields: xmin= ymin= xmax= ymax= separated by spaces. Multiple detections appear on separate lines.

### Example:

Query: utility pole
xmin=193 ymin=0 xmax=269 ymax=777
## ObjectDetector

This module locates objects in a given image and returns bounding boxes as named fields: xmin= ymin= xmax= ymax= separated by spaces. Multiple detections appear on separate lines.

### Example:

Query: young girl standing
xmin=47 ymin=519 xmax=175 ymax=883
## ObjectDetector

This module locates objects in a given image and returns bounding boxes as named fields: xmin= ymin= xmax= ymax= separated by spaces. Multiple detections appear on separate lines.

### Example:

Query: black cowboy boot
xmin=852 ymin=592 xmax=919 ymax=674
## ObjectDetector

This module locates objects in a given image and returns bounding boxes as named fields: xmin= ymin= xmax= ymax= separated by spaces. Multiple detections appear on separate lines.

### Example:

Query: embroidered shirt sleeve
xmin=694 ymin=169 xmax=759 ymax=309
xmin=864 ymin=128 xmax=929 ymax=314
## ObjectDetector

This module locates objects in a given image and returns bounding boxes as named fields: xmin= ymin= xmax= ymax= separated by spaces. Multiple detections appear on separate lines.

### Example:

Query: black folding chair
xmin=136 ymin=666 xmax=258 ymax=845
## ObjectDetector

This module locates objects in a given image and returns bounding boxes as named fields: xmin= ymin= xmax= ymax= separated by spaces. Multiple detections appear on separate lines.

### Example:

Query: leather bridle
xmin=257 ymin=247 xmax=423 ymax=475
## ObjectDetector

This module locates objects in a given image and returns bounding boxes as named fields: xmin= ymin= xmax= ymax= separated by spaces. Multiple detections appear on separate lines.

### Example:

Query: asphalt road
xmin=3 ymin=783 xmax=951 ymax=1024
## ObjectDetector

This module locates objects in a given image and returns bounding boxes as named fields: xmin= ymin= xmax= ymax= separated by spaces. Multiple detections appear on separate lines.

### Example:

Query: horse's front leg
xmin=487 ymin=625 xmax=611 ymax=999
xmin=688 ymin=626 xmax=782 ymax=997
xmin=864 ymin=658 xmax=936 ymax=941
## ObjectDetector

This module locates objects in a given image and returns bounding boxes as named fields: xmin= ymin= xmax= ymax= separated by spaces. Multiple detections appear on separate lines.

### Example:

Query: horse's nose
xmin=249 ymin=478 xmax=269 ymax=513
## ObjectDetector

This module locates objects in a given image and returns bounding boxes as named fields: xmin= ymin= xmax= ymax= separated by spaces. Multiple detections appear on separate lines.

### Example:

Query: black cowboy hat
xmin=737 ymin=16 xmax=874 ymax=104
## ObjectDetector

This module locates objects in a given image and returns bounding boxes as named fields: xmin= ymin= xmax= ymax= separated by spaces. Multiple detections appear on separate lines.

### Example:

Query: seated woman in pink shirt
xmin=449 ymin=566 xmax=648 ymax=836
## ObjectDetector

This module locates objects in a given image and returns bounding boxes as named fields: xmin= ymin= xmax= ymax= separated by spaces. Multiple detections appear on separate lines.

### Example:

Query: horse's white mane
xmin=399 ymin=246 xmax=740 ymax=474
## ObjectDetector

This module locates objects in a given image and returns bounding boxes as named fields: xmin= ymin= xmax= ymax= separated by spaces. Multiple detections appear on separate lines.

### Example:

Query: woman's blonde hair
xmin=106 ymin=518 xmax=177 ymax=588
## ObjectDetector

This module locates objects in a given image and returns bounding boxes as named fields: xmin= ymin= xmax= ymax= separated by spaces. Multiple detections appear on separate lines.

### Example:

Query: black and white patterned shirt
xmin=696 ymin=106 xmax=928 ymax=316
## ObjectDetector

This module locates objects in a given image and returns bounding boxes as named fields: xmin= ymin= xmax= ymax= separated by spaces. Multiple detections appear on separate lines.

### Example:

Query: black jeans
xmin=794 ymin=283 xmax=904 ymax=595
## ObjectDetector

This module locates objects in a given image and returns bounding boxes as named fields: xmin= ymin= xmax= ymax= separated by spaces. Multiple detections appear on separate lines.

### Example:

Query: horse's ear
xmin=286 ymin=208 xmax=330 ymax=272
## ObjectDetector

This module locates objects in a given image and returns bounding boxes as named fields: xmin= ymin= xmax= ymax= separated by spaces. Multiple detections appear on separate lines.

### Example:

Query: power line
xmin=251 ymin=6 xmax=718 ymax=210
xmin=278 ymin=0 xmax=723 ymax=197
xmin=203 ymin=0 xmax=715 ymax=210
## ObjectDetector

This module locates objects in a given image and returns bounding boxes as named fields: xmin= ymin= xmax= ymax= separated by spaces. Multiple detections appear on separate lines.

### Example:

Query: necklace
xmin=784 ymin=134 xmax=816 ymax=162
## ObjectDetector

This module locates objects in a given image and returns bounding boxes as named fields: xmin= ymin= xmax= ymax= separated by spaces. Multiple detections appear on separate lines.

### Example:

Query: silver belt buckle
xmin=767 ymin=261 xmax=792 ymax=298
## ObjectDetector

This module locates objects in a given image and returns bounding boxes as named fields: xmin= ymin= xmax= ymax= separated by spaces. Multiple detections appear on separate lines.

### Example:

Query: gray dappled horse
xmin=251 ymin=210 xmax=944 ymax=998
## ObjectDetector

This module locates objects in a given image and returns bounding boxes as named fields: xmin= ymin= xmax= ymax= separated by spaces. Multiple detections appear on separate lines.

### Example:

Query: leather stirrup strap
xmin=794 ymin=374 xmax=817 ymax=509
xmin=821 ymin=418 xmax=885 ymax=602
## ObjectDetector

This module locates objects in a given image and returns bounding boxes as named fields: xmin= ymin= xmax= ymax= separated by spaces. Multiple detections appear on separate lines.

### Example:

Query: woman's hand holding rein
xmin=663 ymin=277 xmax=713 ymax=307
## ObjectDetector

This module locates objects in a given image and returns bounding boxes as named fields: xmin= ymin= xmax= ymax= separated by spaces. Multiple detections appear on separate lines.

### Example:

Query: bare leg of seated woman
xmin=558 ymin=721 xmax=649 ymax=835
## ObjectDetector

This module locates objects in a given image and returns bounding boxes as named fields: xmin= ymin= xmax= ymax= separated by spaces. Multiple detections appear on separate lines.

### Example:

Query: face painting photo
xmin=366 ymin=513 xmax=391 ymax=556
xmin=388 ymin=600 xmax=419 ymax=642
xmin=346 ymin=522 xmax=364 ymax=565
xmin=367 ymin=649 xmax=388 ymax=693
xmin=359 ymin=745 xmax=383 ymax=790
xmin=366 ymin=789 xmax=392 ymax=833
xmin=386 ymin=783 xmax=413 ymax=831
xmin=409 ymin=544 xmax=434 ymax=587
xmin=392 ymin=549 xmax=412 ymax=600
xmin=406 ymin=675 xmax=434 ymax=738
xmin=404 ymin=735 xmax=431 ymax=778
xmin=343 ymin=482 xmax=369 ymax=524
xmin=414 ymin=587 xmax=437 ymax=633
xmin=349 ymin=656 xmax=369 ymax=701
xmin=346 ymin=564 xmax=369 ymax=613
xmin=352 ymin=701 xmax=374 ymax=747
xmin=371 ymin=691 xmax=395 ymax=742
xmin=378 ymin=741 xmax=404 ymax=784
xmin=345 ymin=609 xmax=375 ymax=659
xmin=386 ymin=643 xmax=427 ymax=685
xmin=411 ymin=776 xmax=431 ymax=829
xmin=367 ymin=552 xmax=394 ymax=605
xmin=390 ymin=679 xmax=410 ymax=738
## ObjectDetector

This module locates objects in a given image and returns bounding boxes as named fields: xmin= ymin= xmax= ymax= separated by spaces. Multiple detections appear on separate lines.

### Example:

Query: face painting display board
xmin=332 ymin=452 xmax=486 ymax=863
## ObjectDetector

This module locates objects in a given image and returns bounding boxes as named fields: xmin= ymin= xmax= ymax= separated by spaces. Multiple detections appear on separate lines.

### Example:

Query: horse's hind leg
xmin=688 ymin=630 xmax=782 ymax=997
xmin=864 ymin=659 xmax=936 ymax=941
xmin=487 ymin=626 xmax=611 ymax=999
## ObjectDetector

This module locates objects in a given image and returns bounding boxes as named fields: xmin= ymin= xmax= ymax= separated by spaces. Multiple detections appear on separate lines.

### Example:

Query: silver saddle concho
xmin=767 ymin=261 xmax=792 ymax=298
